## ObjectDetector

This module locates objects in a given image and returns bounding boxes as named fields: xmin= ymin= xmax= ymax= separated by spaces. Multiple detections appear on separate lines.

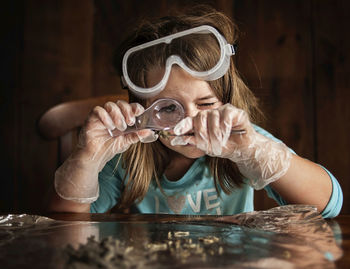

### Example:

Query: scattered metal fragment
xmin=173 ymin=231 xmax=190 ymax=237
xmin=64 ymin=231 xmax=225 ymax=268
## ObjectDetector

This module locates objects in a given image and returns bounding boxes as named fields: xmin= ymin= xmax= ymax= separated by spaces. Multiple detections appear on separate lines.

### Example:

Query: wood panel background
xmin=0 ymin=0 xmax=348 ymax=214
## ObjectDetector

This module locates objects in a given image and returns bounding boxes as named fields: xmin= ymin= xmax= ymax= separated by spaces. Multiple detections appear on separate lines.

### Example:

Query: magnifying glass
xmin=108 ymin=98 xmax=185 ymax=137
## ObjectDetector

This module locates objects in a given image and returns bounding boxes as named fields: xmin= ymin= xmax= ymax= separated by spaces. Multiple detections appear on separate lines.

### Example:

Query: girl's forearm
xmin=47 ymin=186 xmax=91 ymax=213
xmin=269 ymin=154 xmax=332 ymax=213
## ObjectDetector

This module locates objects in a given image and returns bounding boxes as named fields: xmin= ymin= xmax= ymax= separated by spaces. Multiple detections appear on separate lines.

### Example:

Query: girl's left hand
xmin=170 ymin=104 xmax=292 ymax=189
xmin=170 ymin=104 xmax=254 ymax=157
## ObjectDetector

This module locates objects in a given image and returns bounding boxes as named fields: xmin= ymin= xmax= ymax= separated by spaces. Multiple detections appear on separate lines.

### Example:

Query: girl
xmin=49 ymin=6 xmax=342 ymax=218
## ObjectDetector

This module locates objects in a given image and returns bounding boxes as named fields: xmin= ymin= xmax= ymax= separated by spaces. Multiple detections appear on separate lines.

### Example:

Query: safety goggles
xmin=121 ymin=25 xmax=236 ymax=98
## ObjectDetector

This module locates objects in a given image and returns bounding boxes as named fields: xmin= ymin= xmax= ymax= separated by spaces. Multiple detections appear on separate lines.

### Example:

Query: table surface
xmin=1 ymin=211 xmax=349 ymax=268
xmin=51 ymin=213 xmax=350 ymax=267
xmin=331 ymin=215 xmax=350 ymax=268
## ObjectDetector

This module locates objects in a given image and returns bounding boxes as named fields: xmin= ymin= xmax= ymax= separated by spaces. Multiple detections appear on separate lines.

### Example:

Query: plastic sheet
xmin=0 ymin=214 xmax=53 ymax=228
xmin=0 ymin=205 xmax=343 ymax=268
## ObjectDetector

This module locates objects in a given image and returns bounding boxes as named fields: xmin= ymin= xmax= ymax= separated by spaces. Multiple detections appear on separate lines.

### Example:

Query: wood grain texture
xmin=0 ymin=1 xmax=24 ymax=212
xmin=312 ymin=0 xmax=350 ymax=214
xmin=18 ymin=0 xmax=95 ymax=212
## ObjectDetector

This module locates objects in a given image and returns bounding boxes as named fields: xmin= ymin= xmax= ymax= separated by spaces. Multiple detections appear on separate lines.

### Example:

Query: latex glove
xmin=170 ymin=104 xmax=292 ymax=189
xmin=54 ymin=100 xmax=158 ymax=203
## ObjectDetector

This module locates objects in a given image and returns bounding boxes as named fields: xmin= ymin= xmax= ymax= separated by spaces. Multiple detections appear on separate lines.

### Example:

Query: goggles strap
xmin=232 ymin=44 xmax=238 ymax=54
xmin=226 ymin=44 xmax=236 ymax=56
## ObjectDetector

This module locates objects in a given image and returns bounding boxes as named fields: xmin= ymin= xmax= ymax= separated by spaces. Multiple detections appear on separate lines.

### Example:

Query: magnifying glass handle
xmin=107 ymin=125 xmax=139 ymax=137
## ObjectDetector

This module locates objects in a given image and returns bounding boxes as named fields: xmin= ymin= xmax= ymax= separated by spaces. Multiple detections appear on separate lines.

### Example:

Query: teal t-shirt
xmin=91 ymin=125 xmax=343 ymax=218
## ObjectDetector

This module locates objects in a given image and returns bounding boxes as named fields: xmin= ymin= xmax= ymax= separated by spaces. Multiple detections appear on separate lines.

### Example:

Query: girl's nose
xmin=184 ymin=104 xmax=198 ymax=118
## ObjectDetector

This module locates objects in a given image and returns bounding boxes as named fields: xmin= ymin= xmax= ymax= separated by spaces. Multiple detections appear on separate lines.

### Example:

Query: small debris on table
xmin=64 ymin=231 xmax=225 ymax=268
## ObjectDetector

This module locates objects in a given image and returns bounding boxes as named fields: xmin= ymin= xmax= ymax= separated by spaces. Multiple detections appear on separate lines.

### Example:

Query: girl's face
xmin=147 ymin=67 xmax=223 ymax=159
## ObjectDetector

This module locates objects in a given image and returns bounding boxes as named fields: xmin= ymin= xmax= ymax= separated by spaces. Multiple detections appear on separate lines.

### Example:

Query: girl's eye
xmin=198 ymin=102 xmax=216 ymax=108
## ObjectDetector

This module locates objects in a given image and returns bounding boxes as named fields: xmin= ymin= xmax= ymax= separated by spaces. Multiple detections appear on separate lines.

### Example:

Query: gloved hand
xmin=54 ymin=100 xmax=158 ymax=203
xmin=170 ymin=104 xmax=292 ymax=189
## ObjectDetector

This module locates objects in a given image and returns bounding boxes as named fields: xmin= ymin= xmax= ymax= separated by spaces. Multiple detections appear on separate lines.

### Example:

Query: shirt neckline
xmin=161 ymin=156 xmax=206 ymax=188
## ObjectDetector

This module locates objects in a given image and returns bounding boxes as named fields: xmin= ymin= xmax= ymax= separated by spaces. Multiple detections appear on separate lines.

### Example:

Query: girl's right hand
xmin=54 ymin=100 xmax=158 ymax=204
xmin=77 ymin=100 xmax=158 ymax=170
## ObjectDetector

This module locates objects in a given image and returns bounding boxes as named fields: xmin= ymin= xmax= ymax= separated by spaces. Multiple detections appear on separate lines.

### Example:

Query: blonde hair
xmin=114 ymin=5 xmax=263 ymax=210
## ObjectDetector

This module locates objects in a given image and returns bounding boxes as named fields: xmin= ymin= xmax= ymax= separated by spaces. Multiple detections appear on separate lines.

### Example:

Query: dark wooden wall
xmin=0 ymin=0 xmax=348 ymax=214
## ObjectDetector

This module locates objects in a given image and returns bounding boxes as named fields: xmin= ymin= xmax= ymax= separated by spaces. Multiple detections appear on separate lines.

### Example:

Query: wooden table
xmin=48 ymin=212 xmax=350 ymax=268
xmin=332 ymin=215 xmax=350 ymax=268
xmin=0 ymin=211 xmax=349 ymax=268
